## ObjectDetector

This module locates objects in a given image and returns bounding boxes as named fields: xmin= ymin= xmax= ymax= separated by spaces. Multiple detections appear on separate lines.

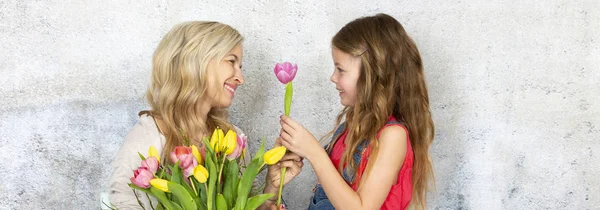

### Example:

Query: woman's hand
xmin=263 ymin=137 xmax=304 ymax=193
xmin=278 ymin=115 xmax=323 ymax=160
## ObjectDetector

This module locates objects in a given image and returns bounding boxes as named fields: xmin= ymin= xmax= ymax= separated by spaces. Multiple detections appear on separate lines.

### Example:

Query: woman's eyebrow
xmin=228 ymin=54 xmax=238 ymax=60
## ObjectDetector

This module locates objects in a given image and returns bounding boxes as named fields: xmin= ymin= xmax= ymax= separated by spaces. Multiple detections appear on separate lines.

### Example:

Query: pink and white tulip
xmin=227 ymin=133 xmax=247 ymax=160
xmin=274 ymin=62 xmax=298 ymax=84
xmin=131 ymin=167 xmax=154 ymax=188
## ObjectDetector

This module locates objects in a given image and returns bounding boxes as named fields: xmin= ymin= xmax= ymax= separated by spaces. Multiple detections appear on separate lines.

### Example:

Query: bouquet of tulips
xmin=119 ymin=128 xmax=287 ymax=210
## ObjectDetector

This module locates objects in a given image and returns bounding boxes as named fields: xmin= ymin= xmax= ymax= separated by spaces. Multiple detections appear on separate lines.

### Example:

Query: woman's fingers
xmin=280 ymin=152 xmax=302 ymax=162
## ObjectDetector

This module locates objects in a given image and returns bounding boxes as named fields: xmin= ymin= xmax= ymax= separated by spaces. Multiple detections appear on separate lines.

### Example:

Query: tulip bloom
xmin=141 ymin=157 xmax=159 ymax=174
xmin=264 ymin=146 xmax=287 ymax=165
xmin=131 ymin=167 xmax=154 ymax=188
xmin=210 ymin=127 xmax=224 ymax=153
xmin=223 ymin=130 xmax=237 ymax=155
xmin=193 ymin=165 xmax=209 ymax=183
xmin=274 ymin=62 xmax=298 ymax=84
xmin=227 ymin=133 xmax=247 ymax=160
xmin=148 ymin=146 xmax=160 ymax=163
xmin=150 ymin=178 xmax=170 ymax=192
xmin=190 ymin=145 xmax=203 ymax=165
xmin=170 ymin=146 xmax=198 ymax=177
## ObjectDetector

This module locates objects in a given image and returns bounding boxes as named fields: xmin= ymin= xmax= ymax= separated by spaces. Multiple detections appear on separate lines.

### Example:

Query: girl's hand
xmin=278 ymin=115 xmax=323 ymax=160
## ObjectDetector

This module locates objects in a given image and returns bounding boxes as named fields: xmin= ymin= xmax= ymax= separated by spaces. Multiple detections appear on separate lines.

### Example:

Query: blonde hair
xmin=143 ymin=21 xmax=243 ymax=161
xmin=330 ymin=14 xmax=434 ymax=209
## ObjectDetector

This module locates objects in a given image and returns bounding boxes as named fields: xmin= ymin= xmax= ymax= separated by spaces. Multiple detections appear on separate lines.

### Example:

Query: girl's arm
xmin=279 ymin=115 xmax=407 ymax=209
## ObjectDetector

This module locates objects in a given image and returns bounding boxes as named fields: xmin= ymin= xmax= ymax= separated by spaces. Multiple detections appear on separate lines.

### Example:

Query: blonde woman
xmin=108 ymin=21 xmax=302 ymax=210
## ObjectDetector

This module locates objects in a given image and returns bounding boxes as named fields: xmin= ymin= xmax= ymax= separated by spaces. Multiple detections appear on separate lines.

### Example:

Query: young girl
xmin=108 ymin=21 xmax=302 ymax=210
xmin=278 ymin=14 xmax=435 ymax=210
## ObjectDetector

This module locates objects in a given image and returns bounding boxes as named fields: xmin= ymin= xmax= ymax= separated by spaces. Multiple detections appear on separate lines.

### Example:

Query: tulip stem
xmin=217 ymin=154 xmax=226 ymax=193
xmin=189 ymin=177 xmax=198 ymax=196
xmin=277 ymin=82 xmax=293 ymax=209
xmin=277 ymin=167 xmax=286 ymax=209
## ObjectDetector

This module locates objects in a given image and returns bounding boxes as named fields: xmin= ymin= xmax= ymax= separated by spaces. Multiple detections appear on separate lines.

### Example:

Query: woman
xmin=108 ymin=21 xmax=302 ymax=210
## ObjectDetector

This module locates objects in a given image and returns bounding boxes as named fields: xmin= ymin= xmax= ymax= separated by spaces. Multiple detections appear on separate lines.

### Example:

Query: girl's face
xmin=330 ymin=47 xmax=361 ymax=106
xmin=206 ymin=44 xmax=245 ymax=108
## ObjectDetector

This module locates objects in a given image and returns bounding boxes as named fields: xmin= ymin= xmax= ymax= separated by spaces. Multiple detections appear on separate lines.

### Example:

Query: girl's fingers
xmin=280 ymin=122 xmax=295 ymax=135
xmin=280 ymin=115 xmax=301 ymax=129
xmin=280 ymin=138 xmax=292 ymax=149
xmin=279 ymin=131 xmax=293 ymax=143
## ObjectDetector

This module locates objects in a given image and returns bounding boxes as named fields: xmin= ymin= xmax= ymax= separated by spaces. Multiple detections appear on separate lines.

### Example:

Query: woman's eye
xmin=229 ymin=60 xmax=236 ymax=64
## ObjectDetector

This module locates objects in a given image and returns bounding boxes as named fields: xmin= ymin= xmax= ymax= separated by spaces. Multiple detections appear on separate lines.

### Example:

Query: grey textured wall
xmin=1 ymin=0 xmax=599 ymax=209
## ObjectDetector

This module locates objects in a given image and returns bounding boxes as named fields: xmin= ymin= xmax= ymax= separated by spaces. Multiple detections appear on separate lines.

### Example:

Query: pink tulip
xmin=141 ymin=156 xmax=159 ymax=174
xmin=170 ymin=146 xmax=198 ymax=177
xmin=227 ymin=133 xmax=247 ymax=160
xmin=131 ymin=167 xmax=154 ymax=188
xmin=274 ymin=62 xmax=298 ymax=84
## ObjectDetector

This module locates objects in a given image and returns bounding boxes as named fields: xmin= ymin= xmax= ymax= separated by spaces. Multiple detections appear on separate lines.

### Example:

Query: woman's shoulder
xmin=113 ymin=114 xmax=165 ymax=167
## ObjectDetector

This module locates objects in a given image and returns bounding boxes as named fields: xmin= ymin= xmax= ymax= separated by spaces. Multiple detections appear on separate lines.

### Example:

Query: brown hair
xmin=330 ymin=13 xmax=435 ymax=209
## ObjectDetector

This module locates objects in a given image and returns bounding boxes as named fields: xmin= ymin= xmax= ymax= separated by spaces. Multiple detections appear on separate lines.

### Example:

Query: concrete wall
xmin=1 ymin=0 xmax=598 ymax=209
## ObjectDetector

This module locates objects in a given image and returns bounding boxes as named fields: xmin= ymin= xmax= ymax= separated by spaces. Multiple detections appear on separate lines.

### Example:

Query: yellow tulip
xmin=148 ymin=146 xmax=160 ymax=163
xmin=190 ymin=145 xmax=203 ymax=165
xmin=150 ymin=178 xmax=170 ymax=192
xmin=223 ymin=130 xmax=237 ymax=155
xmin=210 ymin=127 xmax=224 ymax=153
xmin=193 ymin=165 xmax=209 ymax=183
xmin=264 ymin=146 xmax=287 ymax=165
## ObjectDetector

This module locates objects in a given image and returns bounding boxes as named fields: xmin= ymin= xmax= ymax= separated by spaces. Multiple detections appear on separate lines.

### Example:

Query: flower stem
xmin=189 ymin=177 xmax=198 ymax=196
xmin=278 ymin=82 xmax=293 ymax=209
xmin=217 ymin=154 xmax=226 ymax=194
xmin=277 ymin=167 xmax=286 ymax=209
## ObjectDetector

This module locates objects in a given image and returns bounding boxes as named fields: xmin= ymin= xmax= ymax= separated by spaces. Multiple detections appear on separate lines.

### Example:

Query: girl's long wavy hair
xmin=143 ymin=21 xmax=243 ymax=162
xmin=330 ymin=13 xmax=434 ymax=209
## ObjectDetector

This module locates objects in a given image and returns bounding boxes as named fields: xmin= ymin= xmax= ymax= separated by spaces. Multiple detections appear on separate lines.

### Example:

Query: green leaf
xmin=156 ymin=203 xmax=165 ymax=210
xmin=195 ymin=197 xmax=207 ymax=210
xmin=203 ymin=137 xmax=215 ymax=156
xmin=216 ymin=193 xmax=228 ymax=210
xmin=199 ymin=180 xmax=207 ymax=204
xmin=233 ymin=158 xmax=262 ymax=210
xmin=244 ymin=193 xmax=275 ymax=210
xmin=223 ymin=160 xmax=240 ymax=207
xmin=167 ymin=182 xmax=197 ymax=210
xmin=206 ymin=154 xmax=218 ymax=210
xmin=150 ymin=187 xmax=178 ymax=210
xmin=169 ymin=162 xmax=183 ymax=185
xmin=139 ymin=152 xmax=147 ymax=161
xmin=128 ymin=183 xmax=151 ymax=194
xmin=252 ymin=138 xmax=266 ymax=161
xmin=284 ymin=82 xmax=293 ymax=117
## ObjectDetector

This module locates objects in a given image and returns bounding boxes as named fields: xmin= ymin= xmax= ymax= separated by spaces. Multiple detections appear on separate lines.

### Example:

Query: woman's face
xmin=206 ymin=44 xmax=245 ymax=108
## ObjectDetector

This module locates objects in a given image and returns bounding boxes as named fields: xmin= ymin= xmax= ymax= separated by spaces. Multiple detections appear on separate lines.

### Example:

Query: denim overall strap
xmin=324 ymin=123 xmax=346 ymax=154
xmin=309 ymin=123 xmax=346 ymax=210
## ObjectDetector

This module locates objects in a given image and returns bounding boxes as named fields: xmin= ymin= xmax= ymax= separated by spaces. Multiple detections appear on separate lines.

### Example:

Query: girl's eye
xmin=337 ymin=67 xmax=344 ymax=72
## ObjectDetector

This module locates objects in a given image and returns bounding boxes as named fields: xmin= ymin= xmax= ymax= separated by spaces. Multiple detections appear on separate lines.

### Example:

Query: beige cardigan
xmin=108 ymin=114 xmax=246 ymax=209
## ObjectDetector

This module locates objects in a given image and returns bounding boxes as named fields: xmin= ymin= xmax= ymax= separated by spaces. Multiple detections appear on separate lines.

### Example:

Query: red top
xmin=329 ymin=116 xmax=414 ymax=210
